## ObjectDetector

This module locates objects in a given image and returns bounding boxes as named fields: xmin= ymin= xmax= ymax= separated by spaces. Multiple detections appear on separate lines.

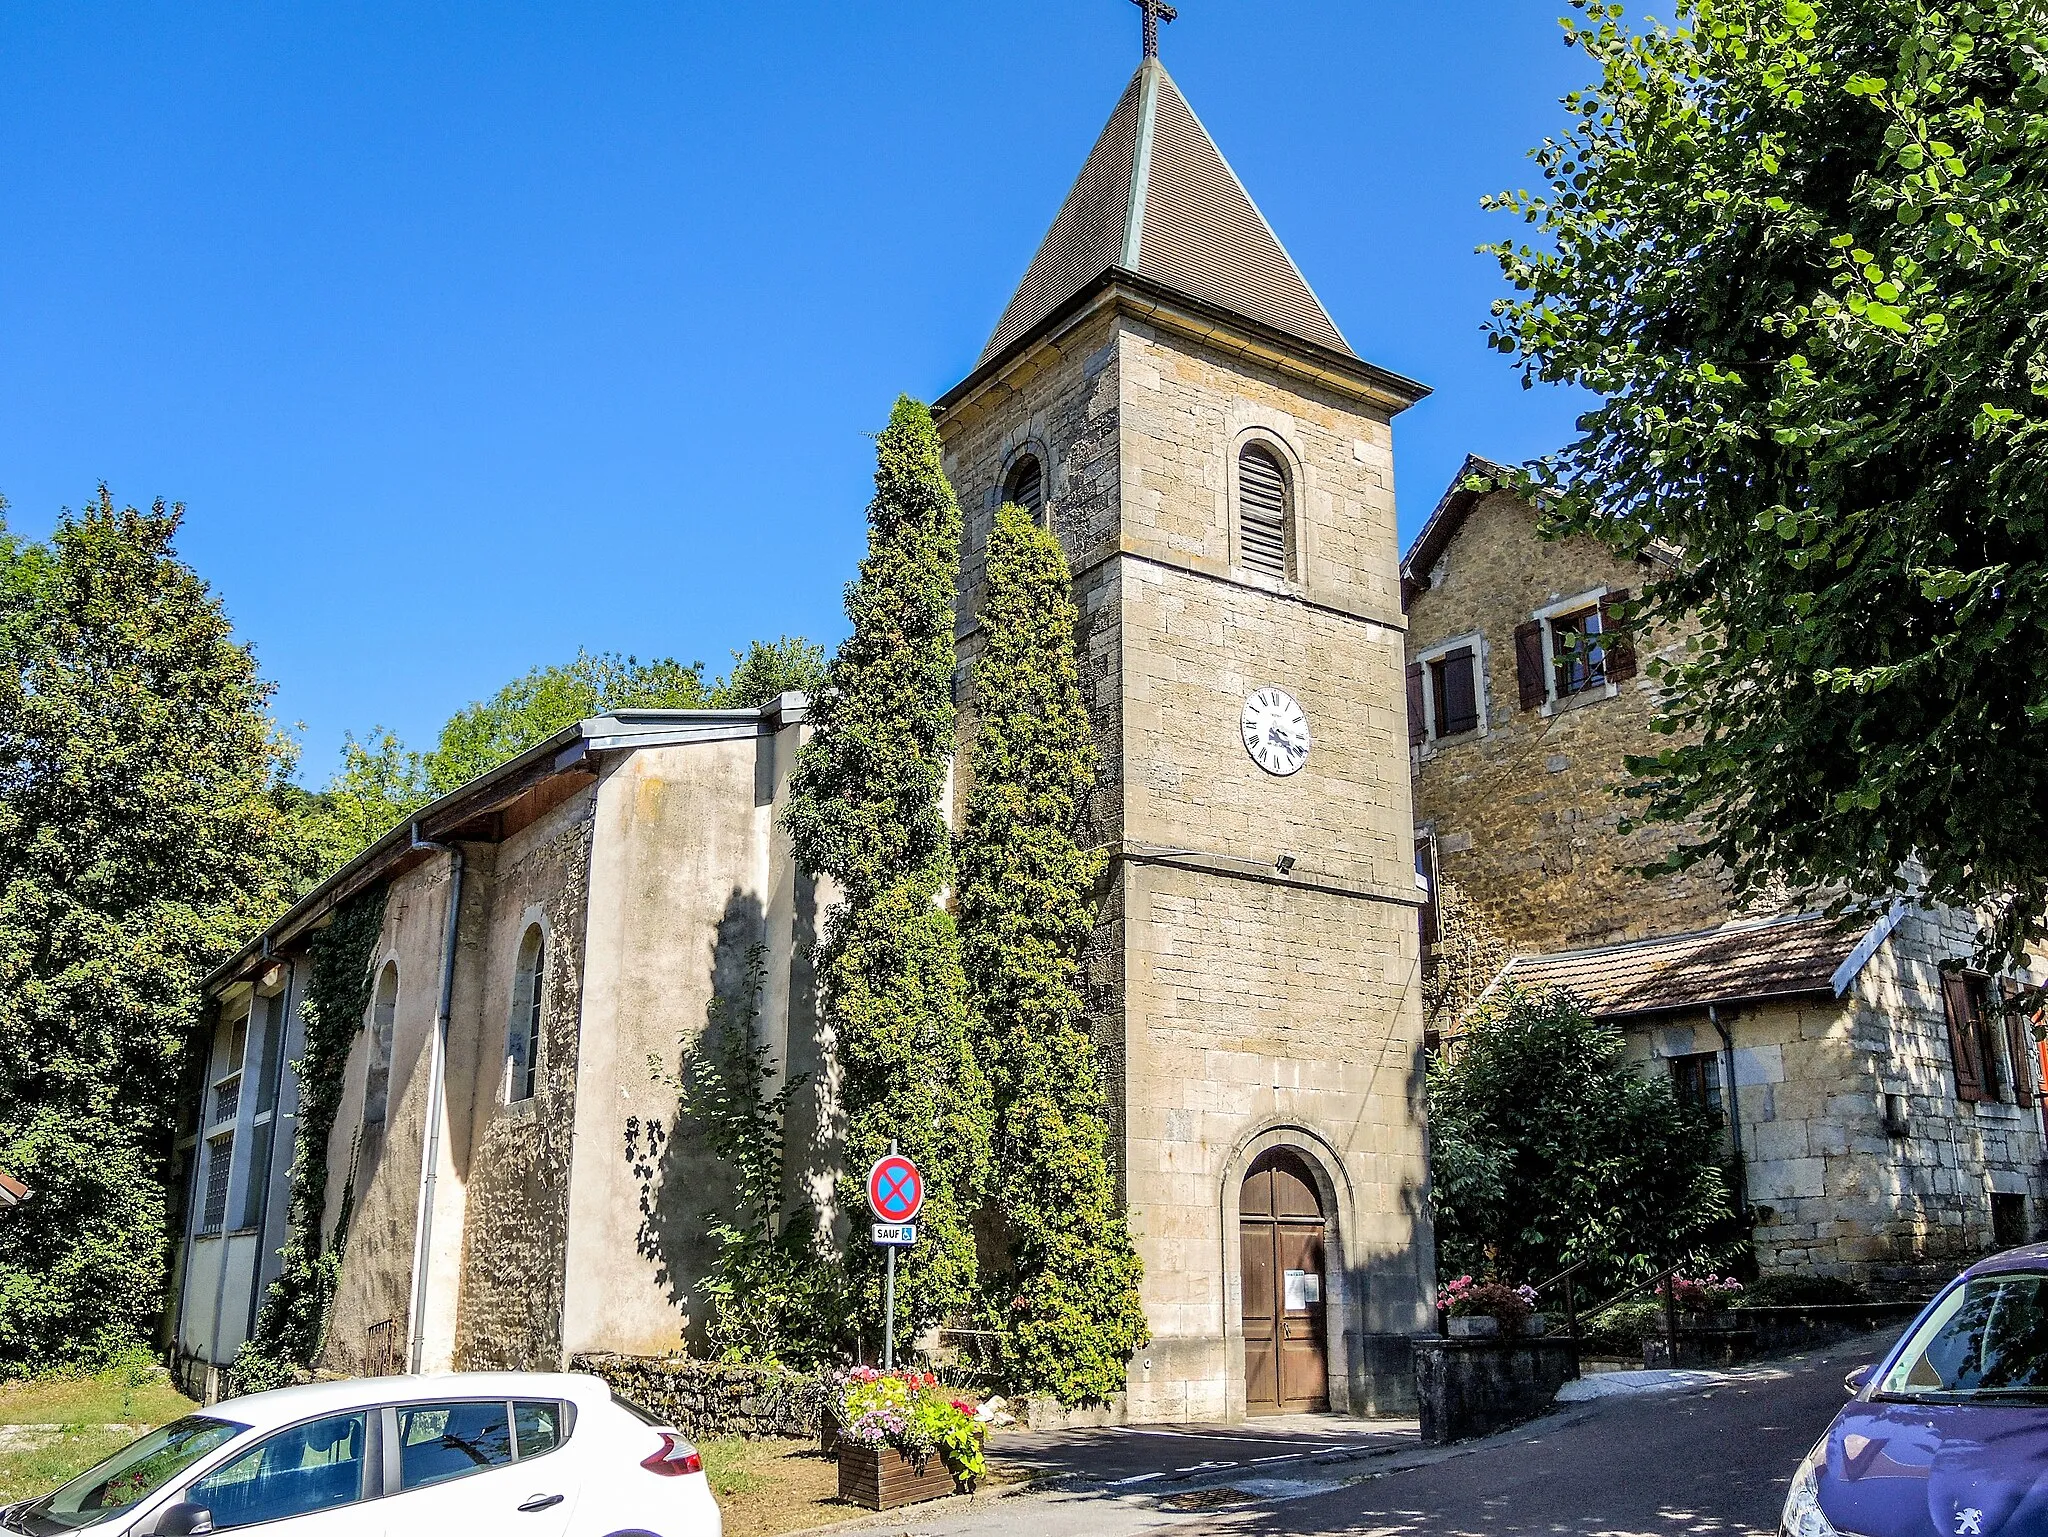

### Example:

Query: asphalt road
xmin=829 ymin=1336 xmax=1886 ymax=1537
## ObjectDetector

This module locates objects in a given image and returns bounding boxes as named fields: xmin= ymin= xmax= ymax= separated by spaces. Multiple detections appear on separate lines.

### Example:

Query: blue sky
xmin=1 ymin=2 xmax=1591 ymax=779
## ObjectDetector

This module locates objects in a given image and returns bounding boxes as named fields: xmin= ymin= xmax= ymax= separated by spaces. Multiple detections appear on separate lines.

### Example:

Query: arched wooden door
xmin=1240 ymin=1149 xmax=1329 ymax=1414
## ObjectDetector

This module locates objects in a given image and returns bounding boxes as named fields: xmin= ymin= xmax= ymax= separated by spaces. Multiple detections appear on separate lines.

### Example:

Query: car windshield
xmin=14 ymin=1415 xmax=246 ymax=1532
xmin=1880 ymin=1271 xmax=2048 ymax=1401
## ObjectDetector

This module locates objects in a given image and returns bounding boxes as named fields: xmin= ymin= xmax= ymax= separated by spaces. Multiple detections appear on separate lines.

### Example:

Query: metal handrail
xmin=1575 ymin=1263 xmax=1687 ymax=1366
xmin=1530 ymin=1258 xmax=1593 ymax=1340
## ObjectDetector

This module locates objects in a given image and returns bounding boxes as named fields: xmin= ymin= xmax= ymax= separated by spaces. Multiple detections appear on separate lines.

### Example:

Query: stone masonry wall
xmin=572 ymin=1353 xmax=826 ymax=1441
xmin=1407 ymin=491 xmax=1729 ymax=955
xmin=1623 ymin=908 xmax=2047 ymax=1290
xmin=453 ymin=801 xmax=596 ymax=1370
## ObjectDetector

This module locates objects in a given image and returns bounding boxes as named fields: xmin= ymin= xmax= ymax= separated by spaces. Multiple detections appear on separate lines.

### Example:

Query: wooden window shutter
xmin=1406 ymin=663 xmax=1427 ymax=746
xmin=1943 ymin=971 xmax=1987 ymax=1103
xmin=2003 ymin=982 xmax=2036 ymax=1101
xmin=1439 ymin=646 xmax=1480 ymax=735
xmin=1601 ymin=589 xmax=1638 ymax=683
xmin=1514 ymin=621 xmax=1547 ymax=711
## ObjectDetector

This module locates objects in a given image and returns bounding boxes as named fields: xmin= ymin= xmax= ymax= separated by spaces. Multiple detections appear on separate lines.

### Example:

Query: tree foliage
xmin=957 ymin=505 xmax=1147 ymax=1404
xmin=784 ymin=397 xmax=990 ymax=1352
xmin=310 ymin=640 xmax=830 ymax=872
xmin=0 ymin=490 xmax=307 ymax=1370
xmin=1428 ymin=988 xmax=1735 ymax=1296
xmin=1485 ymin=0 xmax=2048 ymax=964
xmin=655 ymin=946 xmax=836 ymax=1368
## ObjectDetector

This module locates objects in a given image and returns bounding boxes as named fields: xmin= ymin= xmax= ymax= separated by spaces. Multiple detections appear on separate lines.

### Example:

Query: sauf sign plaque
xmin=867 ymin=1150 xmax=923 ymax=1367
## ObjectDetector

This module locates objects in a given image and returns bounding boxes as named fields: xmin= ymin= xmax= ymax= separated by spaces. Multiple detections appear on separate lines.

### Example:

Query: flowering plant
xmin=1662 ymin=1274 xmax=1744 ymax=1313
xmin=1442 ymin=1275 xmax=1540 ymax=1329
xmin=832 ymin=1368 xmax=988 ymax=1487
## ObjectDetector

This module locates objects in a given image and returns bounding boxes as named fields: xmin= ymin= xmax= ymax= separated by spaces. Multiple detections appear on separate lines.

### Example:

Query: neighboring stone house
xmin=1405 ymin=461 xmax=2048 ymax=1291
xmin=174 ymin=42 xmax=1439 ymax=1421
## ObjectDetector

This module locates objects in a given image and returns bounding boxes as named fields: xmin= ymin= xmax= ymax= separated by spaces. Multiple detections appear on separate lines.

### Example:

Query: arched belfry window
xmin=1003 ymin=454 xmax=1045 ymax=521
xmin=1238 ymin=444 xmax=1291 ymax=579
xmin=364 ymin=962 xmax=398 ymax=1129
xmin=507 ymin=925 xmax=545 ymax=1104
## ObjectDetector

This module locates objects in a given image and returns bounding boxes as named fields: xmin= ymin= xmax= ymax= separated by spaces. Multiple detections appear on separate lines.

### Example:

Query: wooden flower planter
xmin=836 ymin=1444 xmax=960 ymax=1511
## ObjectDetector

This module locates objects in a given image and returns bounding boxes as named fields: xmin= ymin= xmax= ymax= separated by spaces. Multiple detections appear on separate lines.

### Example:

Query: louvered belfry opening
xmin=1004 ymin=455 xmax=1045 ymax=520
xmin=1238 ymin=444 xmax=1290 ymax=578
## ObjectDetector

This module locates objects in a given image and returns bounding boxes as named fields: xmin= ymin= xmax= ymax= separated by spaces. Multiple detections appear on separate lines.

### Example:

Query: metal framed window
xmin=507 ymin=926 xmax=546 ymax=1105
xmin=201 ymin=1133 xmax=234 ymax=1234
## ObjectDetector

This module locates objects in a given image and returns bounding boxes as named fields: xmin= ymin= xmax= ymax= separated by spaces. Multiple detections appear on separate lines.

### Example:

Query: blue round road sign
xmin=867 ymin=1154 xmax=924 ymax=1224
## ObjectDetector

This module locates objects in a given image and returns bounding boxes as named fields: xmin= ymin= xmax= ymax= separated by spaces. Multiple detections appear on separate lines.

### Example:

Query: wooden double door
xmin=1240 ymin=1149 xmax=1330 ymax=1414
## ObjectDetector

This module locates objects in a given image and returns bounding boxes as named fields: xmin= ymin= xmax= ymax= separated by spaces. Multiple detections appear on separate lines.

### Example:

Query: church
xmin=170 ymin=19 xmax=1437 ymax=1422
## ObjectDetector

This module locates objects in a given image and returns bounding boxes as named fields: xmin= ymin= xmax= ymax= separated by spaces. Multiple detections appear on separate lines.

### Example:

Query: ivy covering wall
xmin=228 ymin=883 xmax=387 ymax=1393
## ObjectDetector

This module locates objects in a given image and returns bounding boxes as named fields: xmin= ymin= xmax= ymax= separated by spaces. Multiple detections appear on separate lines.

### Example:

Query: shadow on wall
xmin=624 ymin=888 xmax=768 ymax=1354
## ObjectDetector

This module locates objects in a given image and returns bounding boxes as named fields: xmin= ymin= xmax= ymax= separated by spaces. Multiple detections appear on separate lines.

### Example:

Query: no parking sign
xmin=867 ymin=1152 xmax=924 ymax=1227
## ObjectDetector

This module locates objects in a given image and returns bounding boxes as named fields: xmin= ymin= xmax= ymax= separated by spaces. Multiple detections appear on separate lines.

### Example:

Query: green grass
xmin=0 ymin=1367 xmax=198 ymax=1506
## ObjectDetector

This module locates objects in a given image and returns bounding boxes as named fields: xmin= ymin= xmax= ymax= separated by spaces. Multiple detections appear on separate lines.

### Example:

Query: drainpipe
xmin=1710 ymin=1005 xmax=1749 ymax=1216
xmin=406 ymin=825 xmax=465 ymax=1375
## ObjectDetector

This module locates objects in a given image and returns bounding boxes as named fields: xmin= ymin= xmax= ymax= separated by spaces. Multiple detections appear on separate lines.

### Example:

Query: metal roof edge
xmin=1832 ymin=900 xmax=1910 ymax=997
xmin=201 ymin=695 xmax=809 ymax=995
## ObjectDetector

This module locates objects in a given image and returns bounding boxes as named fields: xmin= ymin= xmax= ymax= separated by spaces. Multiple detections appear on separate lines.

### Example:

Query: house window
xmin=1003 ymin=455 xmax=1044 ymax=520
xmin=1237 ymin=444 xmax=1290 ymax=580
xmin=1549 ymin=605 xmax=1607 ymax=698
xmin=365 ymin=962 xmax=399 ymax=1129
xmin=1406 ymin=642 xmax=1484 ymax=746
xmin=1513 ymin=590 xmax=1638 ymax=711
xmin=1430 ymin=648 xmax=1480 ymax=737
xmin=1669 ymin=1052 xmax=1725 ymax=1124
xmin=211 ymin=1015 xmax=248 ymax=1130
xmin=201 ymin=1133 xmax=234 ymax=1234
xmin=1941 ymin=970 xmax=2009 ymax=1105
xmin=1993 ymin=1192 xmax=2029 ymax=1249
xmin=507 ymin=925 xmax=546 ymax=1105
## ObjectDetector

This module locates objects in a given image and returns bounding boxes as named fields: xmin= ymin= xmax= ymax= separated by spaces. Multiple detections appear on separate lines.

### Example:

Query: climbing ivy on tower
xmin=957 ymin=503 xmax=1148 ymax=1404
xmin=783 ymin=397 xmax=990 ymax=1352
xmin=228 ymin=883 xmax=388 ymax=1393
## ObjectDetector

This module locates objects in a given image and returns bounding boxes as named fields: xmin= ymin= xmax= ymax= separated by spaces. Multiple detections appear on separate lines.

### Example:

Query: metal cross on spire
xmin=1132 ymin=0 xmax=1178 ymax=59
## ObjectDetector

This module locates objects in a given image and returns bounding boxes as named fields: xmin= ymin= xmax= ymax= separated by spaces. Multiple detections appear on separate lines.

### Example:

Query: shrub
xmin=1442 ymin=1276 xmax=1539 ymax=1329
xmin=832 ymin=1369 xmax=987 ymax=1487
xmin=1733 ymin=1274 xmax=1868 ymax=1309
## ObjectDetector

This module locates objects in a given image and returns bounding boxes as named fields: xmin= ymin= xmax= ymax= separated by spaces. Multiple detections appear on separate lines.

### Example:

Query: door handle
xmin=518 ymin=1494 xmax=565 ymax=1513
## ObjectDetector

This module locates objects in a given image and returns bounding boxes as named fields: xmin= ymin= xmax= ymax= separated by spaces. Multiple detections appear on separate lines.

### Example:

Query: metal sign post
xmin=866 ymin=1146 xmax=925 ymax=1371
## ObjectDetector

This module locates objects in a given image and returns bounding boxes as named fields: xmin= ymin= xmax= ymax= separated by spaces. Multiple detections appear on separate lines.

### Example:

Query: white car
xmin=0 ymin=1371 xmax=720 ymax=1536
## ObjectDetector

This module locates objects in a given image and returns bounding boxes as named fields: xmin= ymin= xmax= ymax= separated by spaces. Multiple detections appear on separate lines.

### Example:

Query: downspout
xmin=244 ymin=958 xmax=298 ymax=1341
xmin=1710 ymin=1005 xmax=1748 ymax=1216
xmin=406 ymin=825 xmax=465 ymax=1375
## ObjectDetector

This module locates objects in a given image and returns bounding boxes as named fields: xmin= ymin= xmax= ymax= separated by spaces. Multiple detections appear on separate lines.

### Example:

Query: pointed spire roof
xmin=980 ymin=60 xmax=1355 ymax=367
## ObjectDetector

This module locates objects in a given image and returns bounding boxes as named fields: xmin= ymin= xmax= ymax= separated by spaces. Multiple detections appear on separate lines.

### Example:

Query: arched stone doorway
xmin=1239 ymin=1148 xmax=1330 ymax=1414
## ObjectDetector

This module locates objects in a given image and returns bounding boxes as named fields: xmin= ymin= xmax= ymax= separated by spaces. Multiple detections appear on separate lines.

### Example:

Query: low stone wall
xmin=1736 ymin=1302 xmax=1926 ymax=1356
xmin=572 ymin=1353 xmax=828 ymax=1441
xmin=1413 ymin=1338 xmax=1579 ymax=1444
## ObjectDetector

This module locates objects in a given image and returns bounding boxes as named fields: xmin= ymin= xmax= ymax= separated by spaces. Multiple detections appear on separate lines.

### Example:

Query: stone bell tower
xmin=932 ymin=30 xmax=1435 ymax=1420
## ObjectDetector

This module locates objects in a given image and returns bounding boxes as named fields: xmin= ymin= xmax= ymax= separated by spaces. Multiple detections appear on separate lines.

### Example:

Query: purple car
xmin=1783 ymin=1243 xmax=2048 ymax=1537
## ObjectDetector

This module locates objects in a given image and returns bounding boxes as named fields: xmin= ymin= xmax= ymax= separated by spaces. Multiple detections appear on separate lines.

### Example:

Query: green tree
xmin=304 ymin=729 xmax=435 ymax=873
xmin=783 ymin=397 xmax=989 ymax=1352
xmin=427 ymin=650 xmax=711 ymax=793
xmin=713 ymin=636 xmax=829 ymax=709
xmin=654 ymin=947 xmax=836 ymax=1367
xmin=957 ymin=504 xmax=1147 ymax=1404
xmin=1485 ymin=0 xmax=2048 ymax=965
xmin=1428 ymin=989 xmax=1734 ymax=1296
xmin=0 ymin=490 xmax=306 ymax=1369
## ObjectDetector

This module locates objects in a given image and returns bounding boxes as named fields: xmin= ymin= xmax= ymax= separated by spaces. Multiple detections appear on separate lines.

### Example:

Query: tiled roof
xmin=0 ymin=1168 xmax=27 ymax=1207
xmin=1487 ymin=913 xmax=1871 ymax=1020
xmin=980 ymin=59 xmax=1353 ymax=366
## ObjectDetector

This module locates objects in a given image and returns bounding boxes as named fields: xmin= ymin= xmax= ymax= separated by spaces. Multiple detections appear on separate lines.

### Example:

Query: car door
xmin=377 ymin=1398 xmax=578 ymax=1537
xmin=175 ymin=1410 xmax=376 ymax=1535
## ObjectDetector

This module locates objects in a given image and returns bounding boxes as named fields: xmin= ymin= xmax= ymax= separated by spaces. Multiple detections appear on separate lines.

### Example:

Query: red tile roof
xmin=1486 ymin=913 xmax=1870 ymax=1020
xmin=0 ymin=1168 xmax=27 ymax=1207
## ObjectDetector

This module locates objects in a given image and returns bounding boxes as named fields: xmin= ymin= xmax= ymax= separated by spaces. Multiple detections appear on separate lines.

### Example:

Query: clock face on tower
xmin=1241 ymin=688 xmax=1310 ymax=777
